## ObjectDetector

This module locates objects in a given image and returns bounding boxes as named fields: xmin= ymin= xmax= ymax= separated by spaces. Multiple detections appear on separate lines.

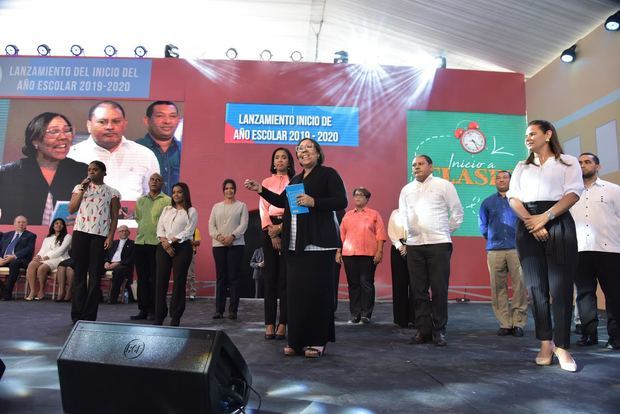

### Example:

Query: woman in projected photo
xmin=0 ymin=112 xmax=88 ymax=225
xmin=245 ymin=138 xmax=347 ymax=359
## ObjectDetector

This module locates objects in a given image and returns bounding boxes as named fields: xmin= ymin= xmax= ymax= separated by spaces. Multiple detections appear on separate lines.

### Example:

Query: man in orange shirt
xmin=336 ymin=187 xmax=386 ymax=324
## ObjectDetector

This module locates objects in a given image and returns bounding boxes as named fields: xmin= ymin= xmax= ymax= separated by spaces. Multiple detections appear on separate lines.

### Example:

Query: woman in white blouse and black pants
xmin=155 ymin=182 xmax=198 ymax=326
xmin=508 ymin=120 xmax=583 ymax=372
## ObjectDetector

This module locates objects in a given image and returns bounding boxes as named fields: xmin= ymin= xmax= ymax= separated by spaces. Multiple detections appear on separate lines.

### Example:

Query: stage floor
xmin=0 ymin=298 xmax=618 ymax=413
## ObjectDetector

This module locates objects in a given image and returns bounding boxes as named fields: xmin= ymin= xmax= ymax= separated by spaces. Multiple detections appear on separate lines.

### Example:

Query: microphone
xmin=81 ymin=177 xmax=91 ymax=190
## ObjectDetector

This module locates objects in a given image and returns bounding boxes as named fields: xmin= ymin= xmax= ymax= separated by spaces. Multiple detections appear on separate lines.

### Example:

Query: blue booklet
xmin=286 ymin=183 xmax=309 ymax=215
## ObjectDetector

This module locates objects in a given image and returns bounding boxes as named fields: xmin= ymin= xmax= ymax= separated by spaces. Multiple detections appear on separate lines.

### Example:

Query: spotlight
xmin=259 ymin=49 xmax=273 ymax=61
xmin=333 ymin=50 xmax=348 ymax=64
xmin=290 ymin=50 xmax=303 ymax=62
xmin=104 ymin=45 xmax=118 ymax=57
xmin=560 ymin=44 xmax=576 ymax=63
xmin=134 ymin=46 xmax=148 ymax=58
xmin=37 ymin=44 xmax=51 ymax=56
xmin=70 ymin=44 xmax=84 ymax=56
xmin=605 ymin=10 xmax=620 ymax=31
xmin=5 ymin=44 xmax=19 ymax=55
xmin=165 ymin=44 xmax=179 ymax=58
xmin=434 ymin=56 xmax=447 ymax=69
xmin=225 ymin=47 xmax=238 ymax=60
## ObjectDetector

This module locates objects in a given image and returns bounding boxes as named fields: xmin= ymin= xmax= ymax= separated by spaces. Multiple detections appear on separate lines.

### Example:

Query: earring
xmin=34 ymin=144 xmax=39 ymax=149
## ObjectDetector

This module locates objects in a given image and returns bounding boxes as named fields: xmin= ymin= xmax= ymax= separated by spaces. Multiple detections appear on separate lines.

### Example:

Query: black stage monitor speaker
xmin=57 ymin=321 xmax=252 ymax=413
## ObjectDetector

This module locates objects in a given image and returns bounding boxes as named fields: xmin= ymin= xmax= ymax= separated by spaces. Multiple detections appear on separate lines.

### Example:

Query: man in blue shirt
xmin=479 ymin=171 xmax=527 ymax=337
xmin=137 ymin=101 xmax=182 ymax=195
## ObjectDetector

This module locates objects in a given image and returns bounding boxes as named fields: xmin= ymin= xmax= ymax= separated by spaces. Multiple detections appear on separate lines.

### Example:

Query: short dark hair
xmin=22 ymin=112 xmax=72 ymax=157
xmin=222 ymin=178 xmax=237 ymax=193
xmin=415 ymin=154 xmax=433 ymax=165
xmin=496 ymin=170 xmax=511 ymax=178
xmin=269 ymin=147 xmax=296 ymax=178
xmin=88 ymin=100 xmax=126 ymax=120
xmin=146 ymin=101 xmax=179 ymax=118
xmin=579 ymin=152 xmax=600 ymax=165
xmin=171 ymin=182 xmax=192 ymax=211
xmin=296 ymin=138 xmax=325 ymax=165
xmin=89 ymin=160 xmax=107 ymax=173
xmin=352 ymin=187 xmax=371 ymax=200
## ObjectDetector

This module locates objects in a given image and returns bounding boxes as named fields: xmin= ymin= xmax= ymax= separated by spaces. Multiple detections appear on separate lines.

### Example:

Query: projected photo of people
xmin=0 ymin=99 xmax=184 ymax=225
xmin=0 ymin=112 xmax=88 ymax=225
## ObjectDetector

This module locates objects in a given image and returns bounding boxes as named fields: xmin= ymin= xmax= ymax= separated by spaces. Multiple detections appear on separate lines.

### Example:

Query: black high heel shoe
xmin=265 ymin=325 xmax=276 ymax=340
xmin=275 ymin=324 xmax=286 ymax=340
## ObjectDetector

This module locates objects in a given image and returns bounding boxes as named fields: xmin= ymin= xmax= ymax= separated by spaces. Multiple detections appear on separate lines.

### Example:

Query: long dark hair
xmin=23 ymin=112 xmax=72 ymax=157
xmin=171 ymin=182 xmax=192 ymax=212
xmin=47 ymin=218 xmax=68 ymax=246
xmin=269 ymin=147 xmax=296 ymax=178
xmin=525 ymin=120 xmax=570 ymax=166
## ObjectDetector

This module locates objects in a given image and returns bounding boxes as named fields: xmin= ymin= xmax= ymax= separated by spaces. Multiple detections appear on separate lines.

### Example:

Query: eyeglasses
xmin=45 ymin=127 xmax=74 ymax=137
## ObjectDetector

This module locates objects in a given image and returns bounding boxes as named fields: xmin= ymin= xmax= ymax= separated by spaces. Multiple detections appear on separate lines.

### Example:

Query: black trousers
xmin=213 ymin=245 xmax=244 ymax=314
xmin=109 ymin=264 xmax=132 ymax=304
xmin=71 ymin=231 xmax=106 ymax=322
xmin=134 ymin=244 xmax=157 ymax=315
xmin=154 ymin=241 xmax=193 ymax=324
xmin=575 ymin=251 xmax=620 ymax=342
xmin=1 ymin=258 xmax=28 ymax=300
xmin=343 ymin=256 xmax=377 ymax=319
xmin=262 ymin=230 xmax=287 ymax=325
xmin=407 ymin=243 xmax=452 ymax=337
xmin=391 ymin=246 xmax=414 ymax=327
xmin=516 ymin=201 xmax=577 ymax=349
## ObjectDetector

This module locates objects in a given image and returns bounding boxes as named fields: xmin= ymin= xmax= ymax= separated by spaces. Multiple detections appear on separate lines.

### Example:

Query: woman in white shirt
xmin=508 ymin=120 xmax=583 ymax=372
xmin=155 ymin=182 xmax=198 ymax=326
xmin=25 ymin=218 xmax=71 ymax=300
xmin=208 ymin=179 xmax=249 ymax=320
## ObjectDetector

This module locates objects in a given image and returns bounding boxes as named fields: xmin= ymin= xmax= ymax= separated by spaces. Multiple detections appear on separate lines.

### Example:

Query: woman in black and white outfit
xmin=507 ymin=120 xmax=583 ymax=372
xmin=155 ymin=182 xmax=197 ymax=326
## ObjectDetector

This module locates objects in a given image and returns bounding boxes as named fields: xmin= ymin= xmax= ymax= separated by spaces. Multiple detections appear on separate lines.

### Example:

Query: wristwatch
xmin=546 ymin=210 xmax=555 ymax=220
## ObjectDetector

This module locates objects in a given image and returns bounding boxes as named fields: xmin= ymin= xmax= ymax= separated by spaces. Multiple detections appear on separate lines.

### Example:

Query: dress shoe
xmin=576 ymin=334 xmax=598 ymax=346
xmin=574 ymin=324 xmax=583 ymax=335
xmin=274 ymin=324 xmax=286 ymax=340
xmin=512 ymin=327 xmax=524 ymax=337
xmin=432 ymin=332 xmax=447 ymax=347
xmin=130 ymin=312 xmax=148 ymax=320
xmin=170 ymin=319 xmax=180 ymax=327
xmin=409 ymin=332 xmax=432 ymax=345
xmin=554 ymin=348 xmax=577 ymax=372
xmin=212 ymin=312 xmax=223 ymax=319
xmin=604 ymin=341 xmax=620 ymax=350
xmin=360 ymin=317 xmax=371 ymax=324
xmin=348 ymin=316 xmax=361 ymax=324
xmin=189 ymin=295 xmax=195 ymax=301
xmin=497 ymin=328 xmax=512 ymax=336
xmin=535 ymin=343 xmax=555 ymax=366
xmin=228 ymin=313 xmax=238 ymax=320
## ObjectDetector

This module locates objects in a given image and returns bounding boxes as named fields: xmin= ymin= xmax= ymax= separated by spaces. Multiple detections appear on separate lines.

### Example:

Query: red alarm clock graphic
xmin=454 ymin=121 xmax=487 ymax=154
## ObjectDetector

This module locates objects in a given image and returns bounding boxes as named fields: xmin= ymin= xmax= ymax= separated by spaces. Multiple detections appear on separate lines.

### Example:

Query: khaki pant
xmin=487 ymin=249 xmax=528 ymax=328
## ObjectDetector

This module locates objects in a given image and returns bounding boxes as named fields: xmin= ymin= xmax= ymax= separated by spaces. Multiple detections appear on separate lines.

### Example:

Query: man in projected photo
xmin=137 ymin=101 xmax=182 ymax=195
xmin=68 ymin=100 xmax=160 ymax=200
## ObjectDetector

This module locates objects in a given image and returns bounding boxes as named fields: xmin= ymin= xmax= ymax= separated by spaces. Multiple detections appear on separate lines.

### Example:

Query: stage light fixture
xmin=560 ymin=44 xmax=576 ymax=63
xmin=333 ymin=50 xmax=348 ymax=64
xmin=37 ymin=44 xmax=51 ymax=56
xmin=104 ymin=45 xmax=118 ymax=57
xmin=259 ymin=49 xmax=273 ymax=61
xmin=290 ymin=51 xmax=303 ymax=62
xmin=434 ymin=56 xmax=447 ymax=69
xmin=134 ymin=46 xmax=148 ymax=58
xmin=165 ymin=44 xmax=179 ymax=58
xmin=226 ymin=47 xmax=238 ymax=60
xmin=605 ymin=10 xmax=620 ymax=31
xmin=70 ymin=44 xmax=84 ymax=56
xmin=5 ymin=44 xmax=19 ymax=55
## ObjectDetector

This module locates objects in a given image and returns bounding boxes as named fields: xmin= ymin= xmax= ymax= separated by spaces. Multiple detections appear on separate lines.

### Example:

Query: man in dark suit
xmin=103 ymin=225 xmax=135 ymax=304
xmin=0 ymin=216 xmax=36 ymax=300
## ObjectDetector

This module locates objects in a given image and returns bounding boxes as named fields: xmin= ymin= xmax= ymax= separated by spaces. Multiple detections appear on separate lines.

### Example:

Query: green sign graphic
xmin=407 ymin=110 xmax=527 ymax=236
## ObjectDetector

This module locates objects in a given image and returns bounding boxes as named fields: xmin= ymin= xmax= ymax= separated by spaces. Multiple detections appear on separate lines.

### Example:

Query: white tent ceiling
xmin=0 ymin=0 xmax=618 ymax=77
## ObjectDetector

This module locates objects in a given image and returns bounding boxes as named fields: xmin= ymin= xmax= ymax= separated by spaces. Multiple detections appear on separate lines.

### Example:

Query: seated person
xmin=104 ymin=225 xmax=135 ymax=304
xmin=0 ymin=216 xmax=36 ymax=300
xmin=55 ymin=256 xmax=75 ymax=302
xmin=25 ymin=218 xmax=71 ymax=300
